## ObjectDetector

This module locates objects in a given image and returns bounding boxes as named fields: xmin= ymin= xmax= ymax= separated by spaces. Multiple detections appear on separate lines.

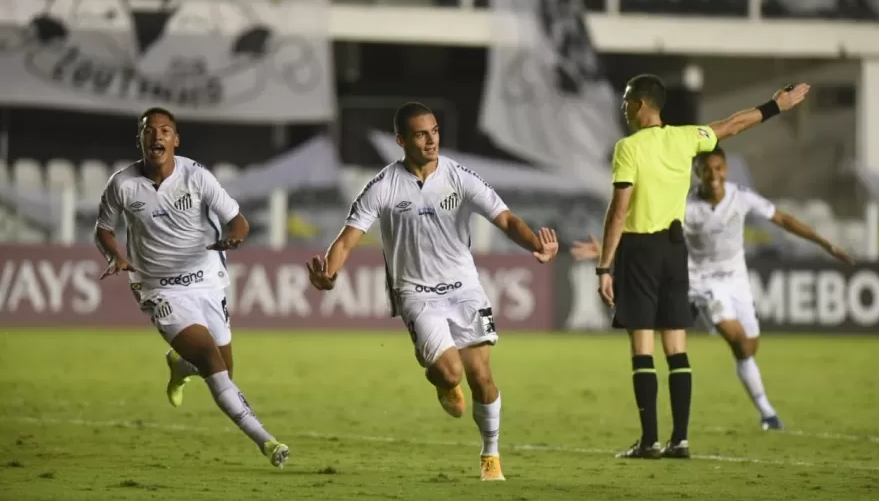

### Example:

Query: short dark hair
xmin=694 ymin=146 xmax=726 ymax=168
xmin=626 ymin=74 xmax=667 ymax=110
xmin=393 ymin=101 xmax=433 ymax=136
xmin=138 ymin=107 xmax=176 ymax=133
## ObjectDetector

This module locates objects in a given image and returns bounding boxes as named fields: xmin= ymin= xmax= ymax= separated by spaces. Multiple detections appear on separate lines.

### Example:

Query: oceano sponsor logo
xmin=415 ymin=282 xmax=463 ymax=295
xmin=159 ymin=271 xmax=204 ymax=287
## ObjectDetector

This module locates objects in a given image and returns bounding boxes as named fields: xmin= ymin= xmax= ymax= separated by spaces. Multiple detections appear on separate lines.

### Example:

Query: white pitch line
xmin=4 ymin=416 xmax=879 ymax=472
xmin=705 ymin=426 xmax=879 ymax=444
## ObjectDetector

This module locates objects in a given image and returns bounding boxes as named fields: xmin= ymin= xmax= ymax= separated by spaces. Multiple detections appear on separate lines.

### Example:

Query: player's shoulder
xmin=106 ymin=161 xmax=142 ymax=189
xmin=368 ymin=162 xmax=396 ymax=186
xmin=726 ymin=182 xmax=757 ymax=198
xmin=442 ymin=155 xmax=492 ymax=188
xmin=686 ymin=187 xmax=710 ymax=209
xmin=175 ymin=155 xmax=208 ymax=170
xmin=354 ymin=162 xmax=395 ymax=200
xmin=174 ymin=156 xmax=210 ymax=178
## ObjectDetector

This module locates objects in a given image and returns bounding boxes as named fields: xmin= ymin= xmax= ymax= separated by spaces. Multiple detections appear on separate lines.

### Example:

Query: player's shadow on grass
xmin=223 ymin=465 xmax=342 ymax=476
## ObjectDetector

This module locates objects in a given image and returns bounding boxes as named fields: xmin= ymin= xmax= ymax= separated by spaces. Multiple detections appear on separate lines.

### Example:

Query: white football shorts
xmin=690 ymin=274 xmax=760 ymax=338
xmin=137 ymin=288 xmax=232 ymax=346
xmin=399 ymin=287 xmax=499 ymax=367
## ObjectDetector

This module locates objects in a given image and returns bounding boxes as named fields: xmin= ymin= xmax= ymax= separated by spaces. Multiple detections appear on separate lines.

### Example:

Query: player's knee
xmin=171 ymin=325 xmax=226 ymax=376
xmin=428 ymin=350 xmax=464 ymax=388
xmin=738 ymin=338 xmax=758 ymax=359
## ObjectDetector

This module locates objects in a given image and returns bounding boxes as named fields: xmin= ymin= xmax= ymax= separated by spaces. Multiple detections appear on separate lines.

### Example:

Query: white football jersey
xmin=345 ymin=156 xmax=509 ymax=308
xmin=96 ymin=156 xmax=239 ymax=292
xmin=684 ymin=182 xmax=776 ymax=279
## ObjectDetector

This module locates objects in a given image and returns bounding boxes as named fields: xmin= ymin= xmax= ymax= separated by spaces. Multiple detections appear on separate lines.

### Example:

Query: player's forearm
xmin=225 ymin=213 xmax=249 ymax=241
xmin=778 ymin=214 xmax=831 ymax=249
xmin=324 ymin=238 xmax=353 ymax=277
xmin=94 ymin=227 xmax=124 ymax=263
xmin=597 ymin=208 xmax=625 ymax=269
xmin=498 ymin=214 xmax=542 ymax=253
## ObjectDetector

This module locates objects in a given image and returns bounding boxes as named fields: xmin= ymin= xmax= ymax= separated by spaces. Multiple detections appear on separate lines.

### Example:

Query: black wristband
xmin=757 ymin=100 xmax=780 ymax=122
xmin=596 ymin=267 xmax=610 ymax=276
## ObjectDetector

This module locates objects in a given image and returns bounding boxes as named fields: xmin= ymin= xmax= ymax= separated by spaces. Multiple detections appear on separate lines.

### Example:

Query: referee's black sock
xmin=631 ymin=355 xmax=658 ymax=445
xmin=667 ymin=353 xmax=692 ymax=443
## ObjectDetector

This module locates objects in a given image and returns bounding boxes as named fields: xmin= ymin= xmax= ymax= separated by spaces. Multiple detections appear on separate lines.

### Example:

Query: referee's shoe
xmin=596 ymin=74 xmax=810 ymax=459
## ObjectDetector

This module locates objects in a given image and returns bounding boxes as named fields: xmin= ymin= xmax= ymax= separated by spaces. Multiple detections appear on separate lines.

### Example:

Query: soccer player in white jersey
xmin=306 ymin=102 xmax=559 ymax=481
xmin=685 ymin=148 xmax=852 ymax=429
xmin=571 ymin=147 xmax=853 ymax=430
xmin=94 ymin=108 xmax=289 ymax=468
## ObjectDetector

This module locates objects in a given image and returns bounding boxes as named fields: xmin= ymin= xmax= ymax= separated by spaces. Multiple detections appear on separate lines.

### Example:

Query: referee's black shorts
xmin=612 ymin=220 xmax=692 ymax=330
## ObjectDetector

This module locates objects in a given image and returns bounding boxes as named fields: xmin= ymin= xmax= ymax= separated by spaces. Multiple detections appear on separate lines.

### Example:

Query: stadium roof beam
xmin=330 ymin=5 xmax=879 ymax=59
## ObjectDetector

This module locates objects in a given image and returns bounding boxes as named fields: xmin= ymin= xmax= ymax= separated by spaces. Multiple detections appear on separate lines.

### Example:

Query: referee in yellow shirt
xmin=595 ymin=74 xmax=810 ymax=459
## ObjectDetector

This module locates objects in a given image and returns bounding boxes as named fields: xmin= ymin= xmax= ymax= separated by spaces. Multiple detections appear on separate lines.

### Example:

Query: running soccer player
xmin=593 ymin=75 xmax=810 ymax=459
xmin=686 ymin=147 xmax=853 ymax=429
xmin=94 ymin=107 xmax=289 ymax=468
xmin=306 ymin=102 xmax=559 ymax=481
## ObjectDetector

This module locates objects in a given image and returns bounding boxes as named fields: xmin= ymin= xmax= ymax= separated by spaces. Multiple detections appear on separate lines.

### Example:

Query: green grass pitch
xmin=1 ymin=329 xmax=877 ymax=501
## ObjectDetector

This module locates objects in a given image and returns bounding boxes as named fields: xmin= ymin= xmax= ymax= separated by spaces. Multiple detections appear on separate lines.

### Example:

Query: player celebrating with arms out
xmin=686 ymin=147 xmax=852 ymax=430
xmin=307 ymin=102 xmax=559 ymax=481
xmin=94 ymin=107 xmax=289 ymax=468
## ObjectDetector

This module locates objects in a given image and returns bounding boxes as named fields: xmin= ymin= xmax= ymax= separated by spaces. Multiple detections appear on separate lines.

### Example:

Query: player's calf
xmin=461 ymin=343 xmax=504 ymax=481
xmin=170 ymin=324 xmax=288 ymax=468
xmin=426 ymin=348 xmax=466 ymax=418
xmin=716 ymin=321 xmax=782 ymax=429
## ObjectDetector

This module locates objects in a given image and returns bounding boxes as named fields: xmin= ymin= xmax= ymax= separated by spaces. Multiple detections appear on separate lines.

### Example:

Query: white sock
xmin=168 ymin=350 xmax=200 ymax=378
xmin=472 ymin=393 xmax=501 ymax=456
xmin=736 ymin=358 xmax=776 ymax=419
xmin=204 ymin=371 xmax=274 ymax=448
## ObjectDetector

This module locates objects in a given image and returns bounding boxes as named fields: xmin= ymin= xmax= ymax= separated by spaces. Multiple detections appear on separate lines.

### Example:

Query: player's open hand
xmin=532 ymin=228 xmax=559 ymax=263
xmin=207 ymin=238 xmax=243 ymax=251
xmin=570 ymin=235 xmax=601 ymax=262
xmin=773 ymin=83 xmax=810 ymax=112
xmin=100 ymin=257 xmax=135 ymax=280
xmin=826 ymin=243 xmax=855 ymax=265
xmin=598 ymin=273 xmax=614 ymax=308
xmin=306 ymin=255 xmax=338 ymax=291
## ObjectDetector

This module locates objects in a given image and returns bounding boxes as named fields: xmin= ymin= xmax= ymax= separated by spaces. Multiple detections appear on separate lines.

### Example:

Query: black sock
xmin=667 ymin=353 xmax=692 ymax=443
xmin=632 ymin=355 xmax=658 ymax=445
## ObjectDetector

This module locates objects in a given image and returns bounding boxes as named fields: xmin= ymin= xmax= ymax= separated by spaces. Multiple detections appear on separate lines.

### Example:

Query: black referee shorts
xmin=612 ymin=221 xmax=692 ymax=331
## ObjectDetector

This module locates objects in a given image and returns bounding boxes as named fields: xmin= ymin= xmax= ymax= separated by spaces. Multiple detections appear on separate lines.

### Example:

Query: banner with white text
xmin=479 ymin=0 xmax=621 ymax=193
xmin=0 ymin=245 xmax=553 ymax=331
xmin=0 ymin=0 xmax=335 ymax=123
xmin=554 ymin=259 xmax=879 ymax=333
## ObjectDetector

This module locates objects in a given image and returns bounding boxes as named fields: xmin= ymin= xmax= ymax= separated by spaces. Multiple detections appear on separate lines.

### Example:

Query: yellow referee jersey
xmin=612 ymin=125 xmax=718 ymax=234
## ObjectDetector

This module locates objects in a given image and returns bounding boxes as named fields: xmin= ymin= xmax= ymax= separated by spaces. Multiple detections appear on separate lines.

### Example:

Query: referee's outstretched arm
xmin=592 ymin=74 xmax=811 ymax=459
xmin=708 ymin=83 xmax=810 ymax=140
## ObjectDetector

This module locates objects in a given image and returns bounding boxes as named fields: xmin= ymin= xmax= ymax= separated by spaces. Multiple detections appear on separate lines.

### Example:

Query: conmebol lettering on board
xmin=748 ymin=263 xmax=879 ymax=331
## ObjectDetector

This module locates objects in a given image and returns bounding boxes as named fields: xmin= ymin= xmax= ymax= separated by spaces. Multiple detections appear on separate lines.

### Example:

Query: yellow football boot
xmin=480 ymin=455 xmax=505 ymax=481
xmin=436 ymin=384 xmax=465 ymax=418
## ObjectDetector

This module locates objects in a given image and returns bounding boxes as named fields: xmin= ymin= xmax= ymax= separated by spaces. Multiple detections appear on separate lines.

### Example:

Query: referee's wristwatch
xmin=595 ymin=267 xmax=611 ymax=276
